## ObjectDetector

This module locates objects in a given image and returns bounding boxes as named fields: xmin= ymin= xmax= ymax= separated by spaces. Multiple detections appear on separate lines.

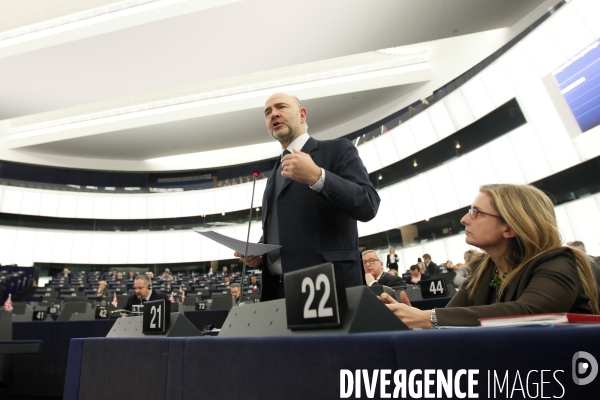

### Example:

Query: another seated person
xmin=161 ymin=268 xmax=174 ymax=282
xmin=128 ymin=271 xmax=136 ymax=281
xmin=250 ymin=274 xmax=261 ymax=292
xmin=567 ymin=240 xmax=600 ymax=291
xmin=443 ymin=260 xmax=454 ymax=273
xmin=388 ymin=269 xmax=399 ymax=276
xmin=454 ymin=249 xmax=480 ymax=287
xmin=223 ymin=276 xmax=231 ymax=286
xmin=417 ymin=259 xmax=426 ymax=274
xmin=382 ymin=184 xmax=600 ymax=328
xmin=124 ymin=275 xmax=170 ymax=312
xmin=230 ymin=283 xmax=241 ymax=304
xmin=423 ymin=254 xmax=438 ymax=275
xmin=363 ymin=250 xmax=404 ymax=288
xmin=115 ymin=272 xmax=124 ymax=282
xmin=404 ymin=265 xmax=423 ymax=285
xmin=96 ymin=280 xmax=111 ymax=298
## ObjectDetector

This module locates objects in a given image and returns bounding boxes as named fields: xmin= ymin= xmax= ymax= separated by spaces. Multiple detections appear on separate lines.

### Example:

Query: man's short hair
xmin=99 ymin=280 xmax=107 ymax=286
xmin=292 ymin=95 xmax=303 ymax=109
xmin=230 ymin=283 xmax=241 ymax=291
xmin=568 ymin=241 xmax=586 ymax=251
xmin=361 ymin=250 xmax=381 ymax=262
xmin=423 ymin=253 xmax=431 ymax=260
xmin=135 ymin=275 xmax=152 ymax=288
xmin=410 ymin=265 xmax=421 ymax=272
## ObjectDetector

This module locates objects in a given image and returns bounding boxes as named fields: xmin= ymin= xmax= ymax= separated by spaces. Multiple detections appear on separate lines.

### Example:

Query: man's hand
xmin=281 ymin=148 xmax=321 ymax=185
xmin=233 ymin=251 xmax=263 ymax=268
xmin=365 ymin=273 xmax=376 ymax=286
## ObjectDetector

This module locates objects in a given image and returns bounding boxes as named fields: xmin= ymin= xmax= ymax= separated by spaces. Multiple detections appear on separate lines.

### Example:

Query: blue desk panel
xmin=11 ymin=310 xmax=228 ymax=398
xmin=65 ymin=325 xmax=600 ymax=400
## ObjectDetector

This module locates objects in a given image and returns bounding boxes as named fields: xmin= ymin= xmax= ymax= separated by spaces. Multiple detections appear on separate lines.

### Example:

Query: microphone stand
xmin=240 ymin=171 xmax=259 ymax=303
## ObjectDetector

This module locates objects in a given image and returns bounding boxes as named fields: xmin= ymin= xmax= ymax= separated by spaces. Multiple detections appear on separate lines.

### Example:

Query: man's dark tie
xmin=267 ymin=150 xmax=290 ymax=264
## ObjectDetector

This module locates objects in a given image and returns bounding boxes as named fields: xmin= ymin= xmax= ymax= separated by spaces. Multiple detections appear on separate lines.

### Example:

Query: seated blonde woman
xmin=454 ymin=250 xmax=480 ymax=287
xmin=381 ymin=184 xmax=599 ymax=328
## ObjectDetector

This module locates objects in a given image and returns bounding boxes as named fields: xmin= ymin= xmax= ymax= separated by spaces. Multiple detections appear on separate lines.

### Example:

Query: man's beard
xmin=270 ymin=123 xmax=297 ymax=143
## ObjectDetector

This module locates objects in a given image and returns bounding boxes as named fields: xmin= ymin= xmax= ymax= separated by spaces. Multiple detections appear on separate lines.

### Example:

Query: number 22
xmin=302 ymin=274 xmax=333 ymax=319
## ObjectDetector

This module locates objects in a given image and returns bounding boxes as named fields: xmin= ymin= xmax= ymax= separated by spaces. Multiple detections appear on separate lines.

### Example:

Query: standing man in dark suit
xmin=363 ymin=250 xmax=405 ymax=288
xmin=235 ymin=93 xmax=380 ymax=301
xmin=423 ymin=253 xmax=439 ymax=275
xmin=124 ymin=275 xmax=169 ymax=311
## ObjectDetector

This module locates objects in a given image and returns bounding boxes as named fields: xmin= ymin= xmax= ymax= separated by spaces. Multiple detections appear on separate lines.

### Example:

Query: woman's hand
xmin=380 ymin=292 xmax=432 ymax=329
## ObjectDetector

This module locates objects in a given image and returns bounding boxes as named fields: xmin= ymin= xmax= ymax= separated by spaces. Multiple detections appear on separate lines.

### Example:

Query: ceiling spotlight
xmin=255 ymin=207 xmax=260 ymax=211
xmin=221 ymin=212 xmax=225 ymax=216
xmin=426 ymin=218 xmax=430 ymax=221
xmin=413 ymin=160 xmax=418 ymax=167
xmin=378 ymin=174 xmax=383 ymax=180
xmin=456 ymin=142 xmax=461 ymax=149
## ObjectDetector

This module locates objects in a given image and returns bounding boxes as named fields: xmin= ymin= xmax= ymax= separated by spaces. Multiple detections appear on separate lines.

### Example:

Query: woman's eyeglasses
xmin=468 ymin=208 xmax=500 ymax=219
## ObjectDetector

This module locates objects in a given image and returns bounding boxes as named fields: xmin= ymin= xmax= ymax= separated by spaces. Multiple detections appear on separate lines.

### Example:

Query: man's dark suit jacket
xmin=372 ymin=272 xmax=405 ymax=288
xmin=260 ymin=137 xmax=380 ymax=301
xmin=124 ymin=290 xmax=170 ymax=311
xmin=426 ymin=262 xmax=439 ymax=275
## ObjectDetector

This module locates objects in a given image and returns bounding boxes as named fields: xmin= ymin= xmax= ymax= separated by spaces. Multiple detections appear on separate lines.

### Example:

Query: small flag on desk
xmin=179 ymin=286 xmax=185 ymax=302
xmin=169 ymin=292 xmax=175 ymax=303
xmin=111 ymin=293 xmax=118 ymax=308
xmin=3 ymin=294 xmax=13 ymax=312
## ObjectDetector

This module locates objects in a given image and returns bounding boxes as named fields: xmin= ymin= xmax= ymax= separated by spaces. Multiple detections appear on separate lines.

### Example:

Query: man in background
xmin=124 ymin=275 xmax=169 ymax=312
xmin=423 ymin=254 xmax=439 ymax=275
xmin=230 ymin=283 xmax=241 ymax=304
xmin=363 ymin=250 xmax=404 ymax=289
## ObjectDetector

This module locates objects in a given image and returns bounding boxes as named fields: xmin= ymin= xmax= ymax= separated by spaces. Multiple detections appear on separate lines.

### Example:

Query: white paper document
xmin=193 ymin=229 xmax=281 ymax=256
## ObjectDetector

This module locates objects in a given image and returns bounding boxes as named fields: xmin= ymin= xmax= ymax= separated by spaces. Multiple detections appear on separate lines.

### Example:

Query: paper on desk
xmin=193 ymin=229 xmax=281 ymax=256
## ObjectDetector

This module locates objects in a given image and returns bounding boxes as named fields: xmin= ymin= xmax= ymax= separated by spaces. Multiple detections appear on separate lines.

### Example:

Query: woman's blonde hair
xmin=466 ymin=184 xmax=599 ymax=314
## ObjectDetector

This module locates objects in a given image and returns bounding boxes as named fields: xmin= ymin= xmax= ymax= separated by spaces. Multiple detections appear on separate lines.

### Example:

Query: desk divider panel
xmin=75 ymin=338 xmax=186 ymax=400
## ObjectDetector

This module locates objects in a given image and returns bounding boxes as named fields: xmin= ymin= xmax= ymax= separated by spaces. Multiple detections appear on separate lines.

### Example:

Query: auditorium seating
xmin=4 ymin=270 xmax=262 ymax=321
xmin=0 ymin=266 xmax=35 ymax=303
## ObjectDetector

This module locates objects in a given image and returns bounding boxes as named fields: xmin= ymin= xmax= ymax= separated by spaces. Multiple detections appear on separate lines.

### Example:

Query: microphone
xmin=240 ymin=166 xmax=260 ymax=301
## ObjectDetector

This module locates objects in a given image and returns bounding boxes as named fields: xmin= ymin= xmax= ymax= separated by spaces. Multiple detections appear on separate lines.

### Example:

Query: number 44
xmin=430 ymin=281 xmax=444 ymax=294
